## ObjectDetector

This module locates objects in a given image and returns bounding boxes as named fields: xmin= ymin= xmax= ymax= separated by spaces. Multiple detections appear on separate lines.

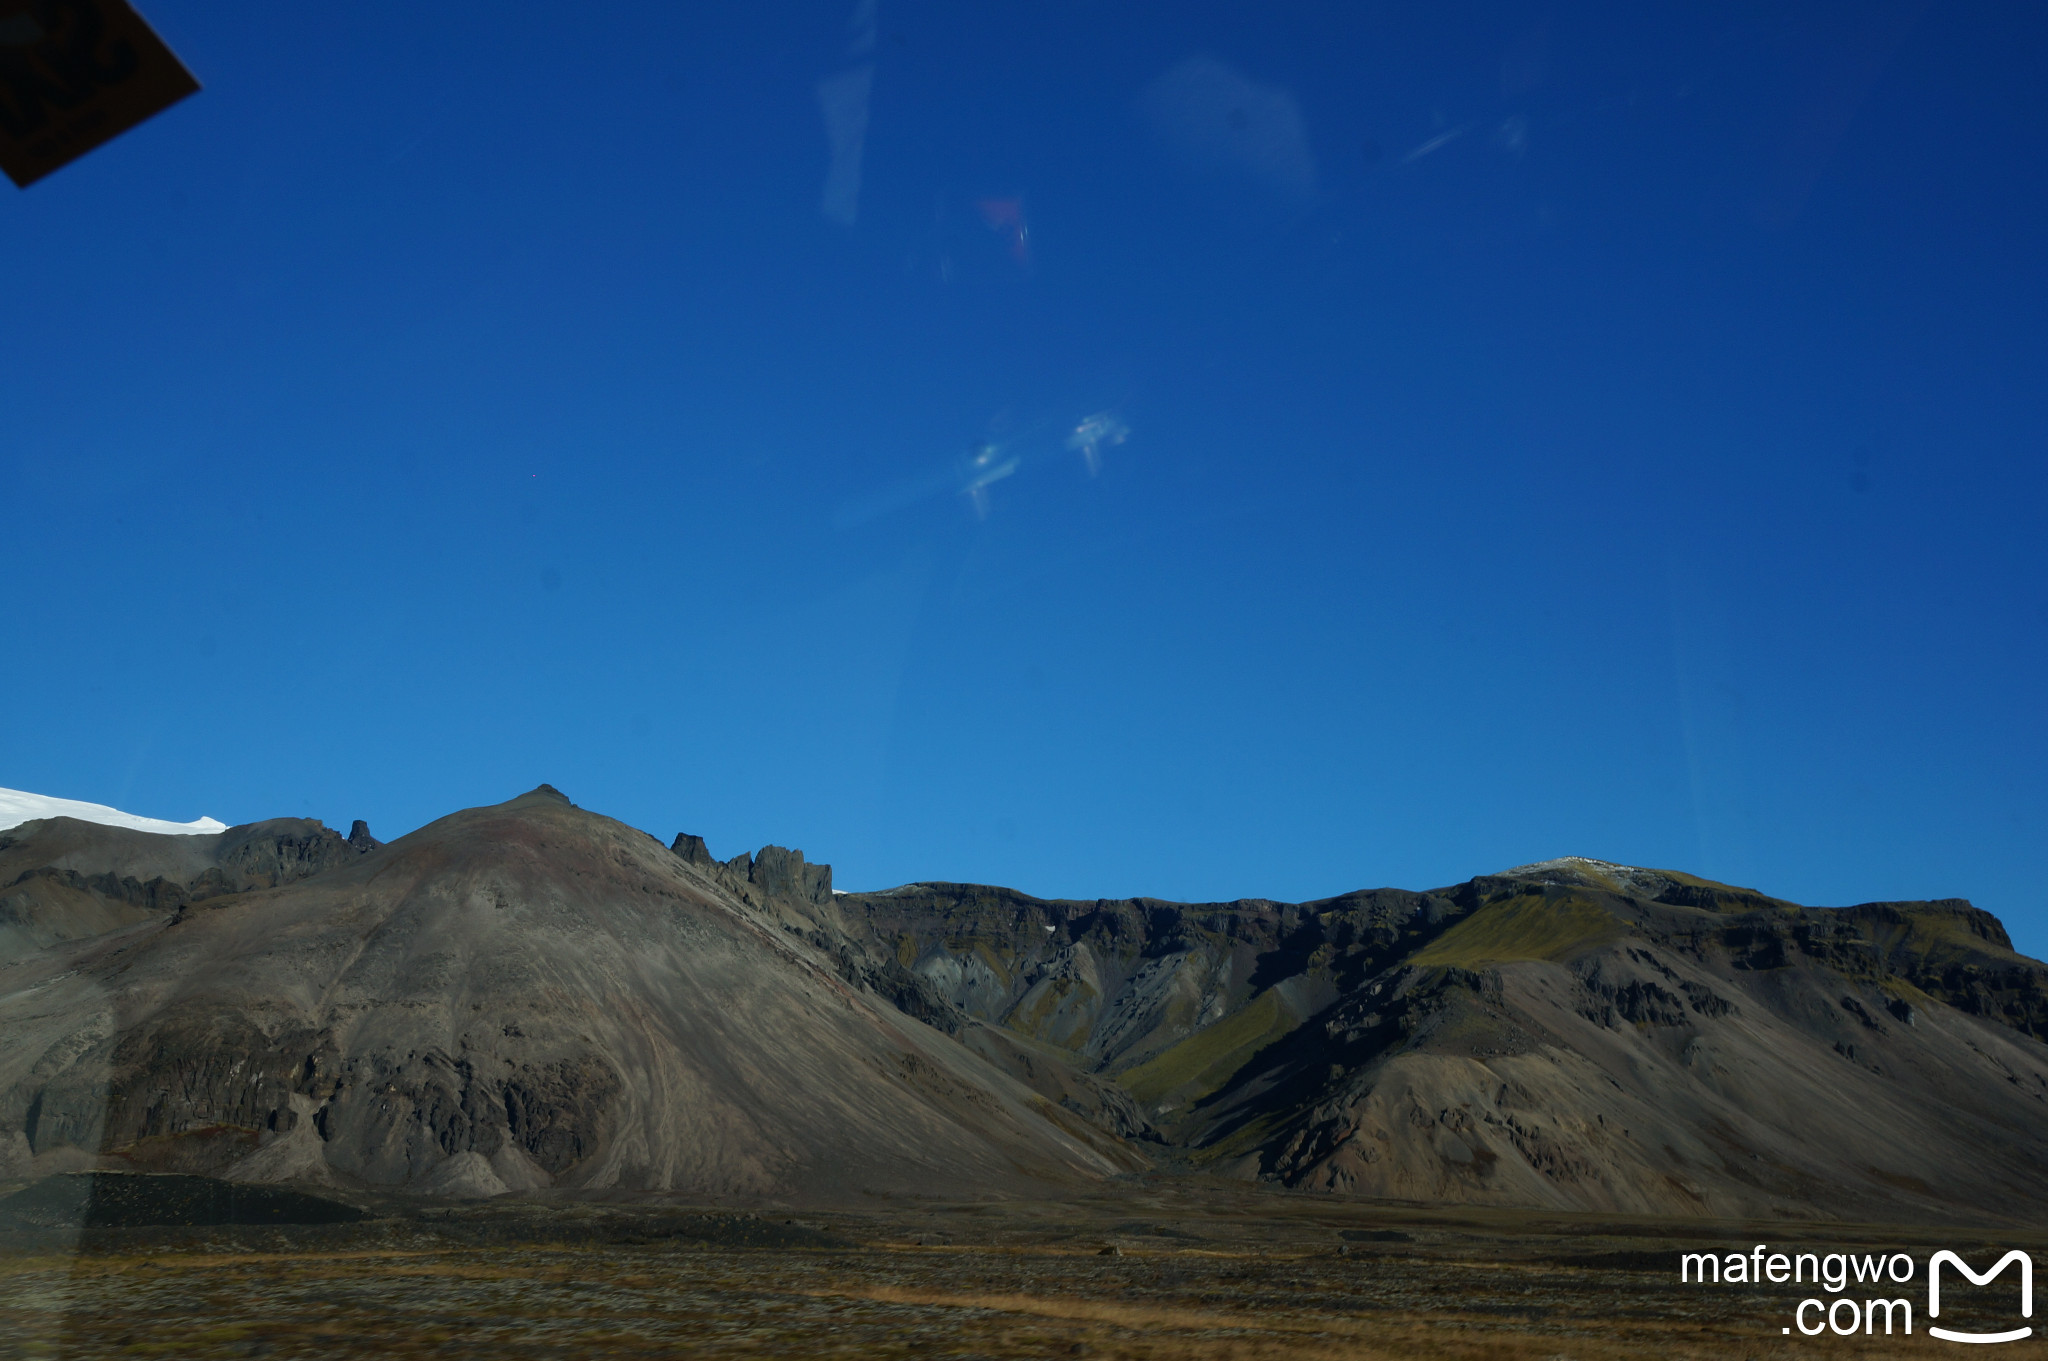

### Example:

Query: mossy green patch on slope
xmin=1618 ymin=865 xmax=1764 ymax=896
xmin=1117 ymin=988 xmax=1300 ymax=1107
xmin=954 ymin=940 xmax=1015 ymax=986
xmin=1408 ymin=892 xmax=1623 ymax=968
xmin=1878 ymin=975 xmax=1940 ymax=1009
xmin=1882 ymin=908 xmax=2020 ymax=968
xmin=1194 ymin=1106 xmax=1290 ymax=1164
xmin=1008 ymin=975 xmax=1098 ymax=1049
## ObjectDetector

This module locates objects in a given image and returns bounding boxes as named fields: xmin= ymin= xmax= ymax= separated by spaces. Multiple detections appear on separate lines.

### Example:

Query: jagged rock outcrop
xmin=0 ymin=1171 xmax=368 ymax=1228
xmin=0 ymin=814 xmax=380 ymax=959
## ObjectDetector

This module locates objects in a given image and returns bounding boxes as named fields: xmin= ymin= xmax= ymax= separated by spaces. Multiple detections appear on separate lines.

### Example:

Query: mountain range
xmin=3 ymin=786 xmax=2044 ymax=1223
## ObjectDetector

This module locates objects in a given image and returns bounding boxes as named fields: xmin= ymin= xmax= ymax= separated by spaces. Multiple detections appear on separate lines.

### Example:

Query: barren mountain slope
xmin=8 ymin=788 xmax=2045 ymax=1225
xmin=0 ymin=814 xmax=373 ymax=956
xmin=834 ymin=857 xmax=2048 ymax=1223
xmin=0 ymin=788 xmax=1129 ymax=1200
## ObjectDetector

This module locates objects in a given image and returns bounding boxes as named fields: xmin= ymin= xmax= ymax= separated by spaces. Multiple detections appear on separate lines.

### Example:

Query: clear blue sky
xmin=4 ymin=1 xmax=2044 ymax=953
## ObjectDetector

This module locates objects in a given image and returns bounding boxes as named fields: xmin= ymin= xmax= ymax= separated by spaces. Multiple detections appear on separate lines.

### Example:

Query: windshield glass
xmin=3 ymin=3 xmax=2045 ymax=1357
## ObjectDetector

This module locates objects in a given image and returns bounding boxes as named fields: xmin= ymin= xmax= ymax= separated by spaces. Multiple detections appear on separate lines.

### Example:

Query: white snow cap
xmin=0 ymin=786 xmax=228 ymax=837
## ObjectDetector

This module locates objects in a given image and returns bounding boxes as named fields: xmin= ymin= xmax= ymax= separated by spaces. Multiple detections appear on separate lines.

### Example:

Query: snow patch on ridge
xmin=1504 ymin=855 xmax=1645 ymax=879
xmin=1500 ymin=855 xmax=1686 ymax=898
xmin=0 ymin=786 xmax=228 ymax=836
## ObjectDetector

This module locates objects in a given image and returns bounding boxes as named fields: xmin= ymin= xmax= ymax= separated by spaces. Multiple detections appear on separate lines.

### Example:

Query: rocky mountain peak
xmin=670 ymin=832 xmax=714 ymax=867
xmin=1494 ymin=857 xmax=1781 ymax=911
xmin=749 ymin=845 xmax=832 ymax=906
xmin=1500 ymin=856 xmax=1668 ymax=893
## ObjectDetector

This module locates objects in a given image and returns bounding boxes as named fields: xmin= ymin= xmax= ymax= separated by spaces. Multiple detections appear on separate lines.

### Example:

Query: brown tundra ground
xmin=3 ymin=1182 xmax=2041 ymax=1361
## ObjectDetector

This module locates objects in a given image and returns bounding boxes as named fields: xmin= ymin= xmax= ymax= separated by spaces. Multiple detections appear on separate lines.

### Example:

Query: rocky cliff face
xmin=829 ymin=855 xmax=2048 ymax=1222
xmin=0 ymin=816 xmax=377 ymax=958
xmin=4 ymin=809 xmax=2045 ymax=1225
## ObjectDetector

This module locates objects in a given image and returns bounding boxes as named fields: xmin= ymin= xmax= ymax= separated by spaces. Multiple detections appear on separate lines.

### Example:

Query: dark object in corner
xmin=347 ymin=821 xmax=382 ymax=853
xmin=0 ymin=0 xmax=201 ymax=188
xmin=0 ymin=1173 xmax=367 ymax=1229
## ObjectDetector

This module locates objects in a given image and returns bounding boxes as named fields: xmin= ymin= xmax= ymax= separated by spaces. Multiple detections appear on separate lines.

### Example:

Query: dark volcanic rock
xmin=347 ymin=821 xmax=383 ymax=854
xmin=208 ymin=819 xmax=360 ymax=892
xmin=670 ymin=833 xmax=714 ymax=867
xmin=0 ymin=816 xmax=371 ymax=959
xmin=748 ymin=845 xmax=832 ymax=905
xmin=0 ymin=1172 xmax=365 ymax=1228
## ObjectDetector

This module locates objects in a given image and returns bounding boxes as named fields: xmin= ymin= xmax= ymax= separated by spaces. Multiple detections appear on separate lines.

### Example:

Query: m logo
xmin=1928 ymin=1250 xmax=2033 ymax=1344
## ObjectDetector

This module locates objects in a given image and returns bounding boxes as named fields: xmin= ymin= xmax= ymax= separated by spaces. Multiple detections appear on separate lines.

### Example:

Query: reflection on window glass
xmin=2 ymin=3 xmax=2045 ymax=1357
